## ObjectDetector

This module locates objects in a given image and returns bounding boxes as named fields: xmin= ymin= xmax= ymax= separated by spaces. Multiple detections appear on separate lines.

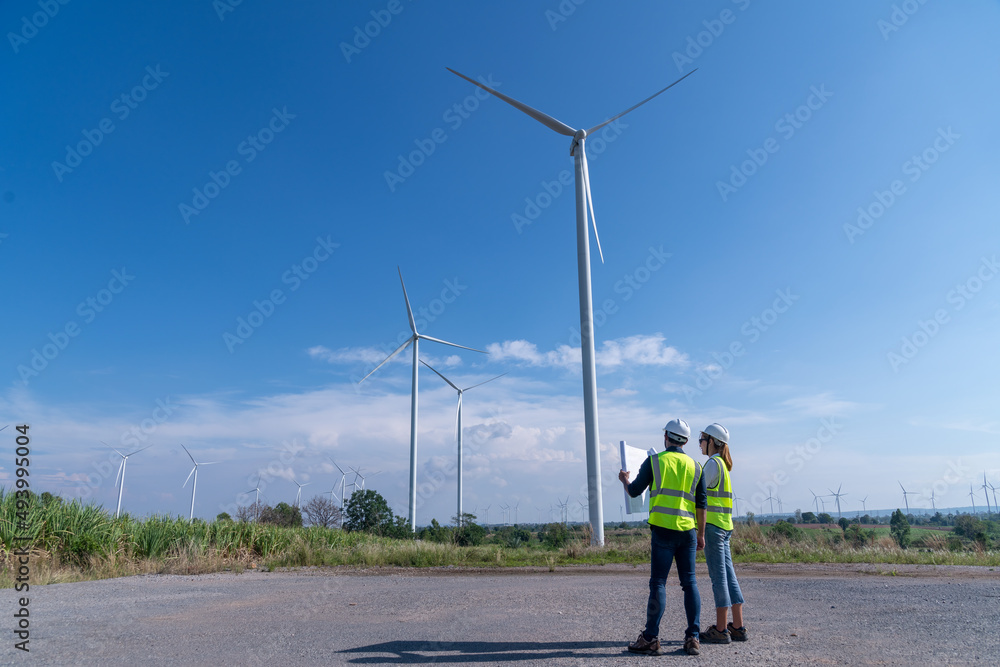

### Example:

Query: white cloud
xmin=486 ymin=334 xmax=687 ymax=371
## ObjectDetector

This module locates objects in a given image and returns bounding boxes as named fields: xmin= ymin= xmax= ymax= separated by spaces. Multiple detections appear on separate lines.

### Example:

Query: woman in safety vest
xmin=698 ymin=423 xmax=748 ymax=644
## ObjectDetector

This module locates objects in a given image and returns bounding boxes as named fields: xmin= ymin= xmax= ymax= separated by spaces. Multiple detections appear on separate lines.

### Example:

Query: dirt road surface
xmin=6 ymin=563 xmax=998 ymax=665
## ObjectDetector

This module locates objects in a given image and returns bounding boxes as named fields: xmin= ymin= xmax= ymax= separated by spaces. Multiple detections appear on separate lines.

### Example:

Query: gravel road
xmin=5 ymin=563 xmax=998 ymax=665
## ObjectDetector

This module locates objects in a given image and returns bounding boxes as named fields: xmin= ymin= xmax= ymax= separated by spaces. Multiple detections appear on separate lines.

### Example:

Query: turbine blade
xmin=183 ymin=466 xmax=196 ymax=488
xmin=420 ymin=359 xmax=460 ymax=391
xmin=418 ymin=334 xmax=485 ymax=354
xmin=585 ymin=69 xmax=698 ymax=135
xmin=330 ymin=458 xmax=346 ymax=475
xmin=181 ymin=443 xmax=197 ymax=465
xmin=397 ymin=267 xmax=418 ymax=334
xmin=359 ymin=337 xmax=414 ymax=383
xmin=125 ymin=443 xmax=153 ymax=457
xmin=447 ymin=68 xmax=576 ymax=137
xmin=580 ymin=146 xmax=604 ymax=263
xmin=104 ymin=441 xmax=127 ymax=459
xmin=463 ymin=372 xmax=508 ymax=392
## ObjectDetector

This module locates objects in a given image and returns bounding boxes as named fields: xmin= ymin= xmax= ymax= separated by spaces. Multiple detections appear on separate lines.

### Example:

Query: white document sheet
xmin=619 ymin=440 xmax=658 ymax=515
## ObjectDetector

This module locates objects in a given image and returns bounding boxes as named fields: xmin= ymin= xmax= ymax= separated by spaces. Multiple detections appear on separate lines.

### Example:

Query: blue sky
xmin=2 ymin=1 xmax=999 ymax=524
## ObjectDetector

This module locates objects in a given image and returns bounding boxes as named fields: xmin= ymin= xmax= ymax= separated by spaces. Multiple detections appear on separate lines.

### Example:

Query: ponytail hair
xmin=713 ymin=439 xmax=733 ymax=471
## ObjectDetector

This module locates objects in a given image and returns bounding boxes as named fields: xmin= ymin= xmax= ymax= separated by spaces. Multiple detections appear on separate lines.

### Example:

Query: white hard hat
xmin=663 ymin=418 xmax=691 ymax=443
xmin=703 ymin=423 xmax=730 ymax=445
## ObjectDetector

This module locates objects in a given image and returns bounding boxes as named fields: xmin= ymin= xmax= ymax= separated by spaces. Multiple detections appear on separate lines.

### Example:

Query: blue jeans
xmin=644 ymin=526 xmax=700 ymax=640
xmin=704 ymin=522 xmax=744 ymax=609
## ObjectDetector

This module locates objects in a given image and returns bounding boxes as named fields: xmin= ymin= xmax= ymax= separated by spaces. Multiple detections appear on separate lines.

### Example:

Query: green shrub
xmin=769 ymin=520 xmax=803 ymax=542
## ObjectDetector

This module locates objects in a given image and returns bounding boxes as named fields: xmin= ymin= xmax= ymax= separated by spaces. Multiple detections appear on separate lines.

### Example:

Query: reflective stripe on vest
xmin=648 ymin=450 xmax=701 ymax=531
xmin=705 ymin=454 xmax=733 ymax=531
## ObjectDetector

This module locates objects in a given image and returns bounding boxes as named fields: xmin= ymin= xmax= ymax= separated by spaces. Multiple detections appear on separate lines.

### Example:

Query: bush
xmin=495 ymin=526 xmax=532 ymax=548
xmin=844 ymin=523 xmax=873 ymax=548
xmin=890 ymin=509 xmax=911 ymax=549
xmin=769 ymin=519 xmax=803 ymax=542
xmin=539 ymin=523 xmax=569 ymax=549
xmin=454 ymin=522 xmax=486 ymax=546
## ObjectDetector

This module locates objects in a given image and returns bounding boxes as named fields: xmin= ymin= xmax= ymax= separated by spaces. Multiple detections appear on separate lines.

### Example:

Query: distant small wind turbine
xmin=969 ymin=484 xmax=977 ymax=514
xmin=828 ymin=484 xmax=847 ymax=519
xmin=983 ymin=474 xmax=993 ymax=516
xmin=421 ymin=360 xmax=506 ymax=528
xmin=181 ymin=444 xmax=218 ymax=521
xmin=898 ymin=481 xmax=916 ymax=514
xmin=106 ymin=441 xmax=152 ymax=519
xmin=449 ymin=66 xmax=697 ymax=547
xmin=809 ymin=489 xmax=823 ymax=514
xmin=293 ymin=479 xmax=311 ymax=508
xmin=859 ymin=495 xmax=869 ymax=517
xmin=246 ymin=473 xmax=266 ymax=520
xmin=359 ymin=268 xmax=484 ymax=532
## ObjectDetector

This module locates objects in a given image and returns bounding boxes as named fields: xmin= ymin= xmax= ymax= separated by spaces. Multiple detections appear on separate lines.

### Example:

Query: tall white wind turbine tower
xmin=106 ymin=442 xmax=152 ymax=519
xmin=449 ymin=67 xmax=697 ymax=546
xmin=181 ymin=444 xmax=218 ymax=521
xmin=360 ymin=268 xmax=484 ymax=531
xmin=421 ymin=360 xmax=506 ymax=527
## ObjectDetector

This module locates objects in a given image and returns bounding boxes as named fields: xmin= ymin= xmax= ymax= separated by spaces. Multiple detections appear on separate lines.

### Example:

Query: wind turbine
xmin=734 ymin=496 xmax=744 ymax=518
xmin=293 ymin=480 xmax=311 ymax=508
xmin=329 ymin=458 xmax=351 ymax=507
xmin=930 ymin=491 xmax=936 ymax=511
xmin=421 ymin=360 xmax=506 ymax=528
xmin=246 ymin=473 xmax=265 ymax=521
xmin=809 ymin=489 xmax=822 ymax=514
xmin=898 ymin=481 xmax=916 ymax=514
xmin=359 ymin=268 xmax=484 ymax=532
xmin=181 ymin=444 xmax=218 ymax=521
xmin=983 ymin=474 xmax=993 ymax=516
xmin=106 ymin=442 xmax=152 ymax=519
xmin=513 ymin=501 xmax=520 ymax=526
xmin=765 ymin=494 xmax=776 ymax=516
xmin=828 ymin=484 xmax=847 ymax=519
xmin=969 ymin=484 xmax=977 ymax=514
xmin=482 ymin=504 xmax=491 ymax=528
xmin=449 ymin=67 xmax=697 ymax=546
xmin=775 ymin=496 xmax=784 ymax=515
xmin=859 ymin=495 xmax=869 ymax=518
xmin=987 ymin=479 xmax=998 ymax=515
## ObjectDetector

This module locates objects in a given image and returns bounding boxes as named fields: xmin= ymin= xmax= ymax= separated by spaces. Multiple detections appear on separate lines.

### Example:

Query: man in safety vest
xmin=619 ymin=418 xmax=707 ymax=656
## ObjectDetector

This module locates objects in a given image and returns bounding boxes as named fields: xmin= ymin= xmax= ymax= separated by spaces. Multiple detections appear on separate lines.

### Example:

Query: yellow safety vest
xmin=648 ymin=449 xmax=701 ymax=531
xmin=705 ymin=454 xmax=734 ymax=531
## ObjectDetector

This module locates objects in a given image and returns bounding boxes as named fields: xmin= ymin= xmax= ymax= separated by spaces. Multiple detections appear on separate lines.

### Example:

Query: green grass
xmin=2 ymin=491 xmax=997 ymax=587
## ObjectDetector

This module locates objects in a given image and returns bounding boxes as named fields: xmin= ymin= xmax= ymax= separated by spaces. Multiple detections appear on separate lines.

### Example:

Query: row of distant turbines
xmin=104 ymin=441 xmax=378 ymax=520
xmin=749 ymin=477 xmax=1000 ymax=520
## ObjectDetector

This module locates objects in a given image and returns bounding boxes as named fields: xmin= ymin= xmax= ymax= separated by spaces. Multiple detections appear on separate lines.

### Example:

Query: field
xmin=2 ymin=489 xmax=998 ymax=588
